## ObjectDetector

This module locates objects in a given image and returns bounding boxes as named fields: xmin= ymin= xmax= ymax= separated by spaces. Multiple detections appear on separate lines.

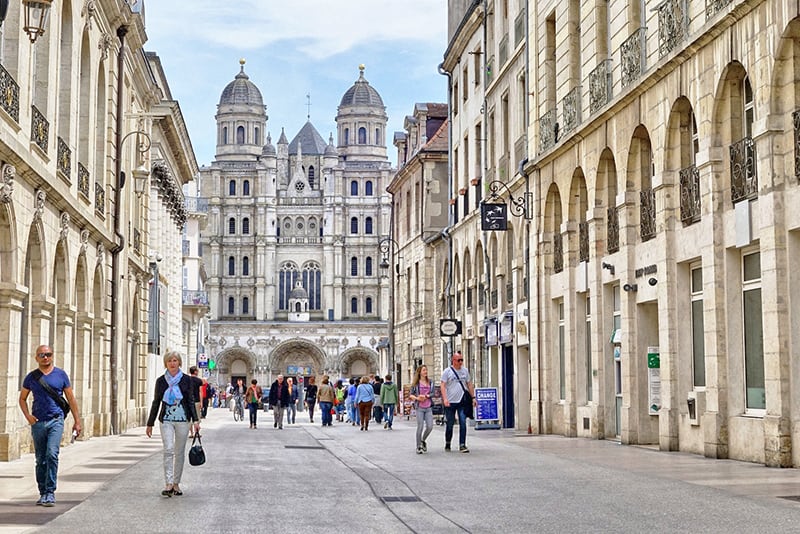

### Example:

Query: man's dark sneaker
xmin=459 ymin=445 xmax=470 ymax=453
xmin=445 ymin=443 xmax=451 ymax=451
xmin=421 ymin=440 xmax=427 ymax=452
xmin=35 ymin=495 xmax=45 ymax=506
xmin=417 ymin=447 xmax=423 ymax=454
xmin=42 ymin=493 xmax=55 ymax=507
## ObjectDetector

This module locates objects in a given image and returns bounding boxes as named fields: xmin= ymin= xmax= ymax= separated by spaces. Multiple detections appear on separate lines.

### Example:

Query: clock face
xmin=481 ymin=202 xmax=507 ymax=231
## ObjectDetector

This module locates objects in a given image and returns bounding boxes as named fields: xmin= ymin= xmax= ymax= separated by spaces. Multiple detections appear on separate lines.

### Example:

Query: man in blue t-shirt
xmin=19 ymin=345 xmax=82 ymax=507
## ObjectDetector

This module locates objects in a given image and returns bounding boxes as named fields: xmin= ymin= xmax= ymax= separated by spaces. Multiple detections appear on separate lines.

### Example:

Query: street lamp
xmin=22 ymin=0 xmax=52 ymax=43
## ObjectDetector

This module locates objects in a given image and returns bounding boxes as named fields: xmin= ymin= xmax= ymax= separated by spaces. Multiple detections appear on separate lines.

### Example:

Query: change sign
xmin=475 ymin=387 xmax=498 ymax=421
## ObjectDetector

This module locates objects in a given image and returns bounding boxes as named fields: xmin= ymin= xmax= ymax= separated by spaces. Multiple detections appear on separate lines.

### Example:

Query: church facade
xmin=199 ymin=63 xmax=393 ymax=389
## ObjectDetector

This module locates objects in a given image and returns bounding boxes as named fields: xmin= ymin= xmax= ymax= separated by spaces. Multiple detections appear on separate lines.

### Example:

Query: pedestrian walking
xmin=245 ymin=379 xmax=262 ymax=429
xmin=335 ymin=381 xmax=346 ymax=421
xmin=317 ymin=375 xmax=335 ymax=427
xmin=346 ymin=378 xmax=359 ymax=425
xmin=286 ymin=377 xmax=298 ymax=424
xmin=440 ymin=351 xmax=476 ymax=453
xmin=372 ymin=376 xmax=384 ymax=424
xmin=145 ymin=350 xmax=201 ymax=497
xmin=305 ymin=376 xmax=318 ymax=423
xmin=354 ymin=376 xmax=375 ymax=431
xmin=268 ymin=375 xmax=290 ymax=429
xmin=380 ymin=374 xmax=399 ymax=430
xmin=188 ymin=366 xmax=203 ymax=434
xmin=409 ymin=365 xmax=434 ymax=454
xmin=18 ymin=345 xmax=82 ymax=506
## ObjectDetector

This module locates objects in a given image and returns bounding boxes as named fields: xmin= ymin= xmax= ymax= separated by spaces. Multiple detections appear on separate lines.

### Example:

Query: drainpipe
xmin=109 ymin=25 xmax=128 ymax=435
xmin=437 ymin=63 xmax=454 ymax=366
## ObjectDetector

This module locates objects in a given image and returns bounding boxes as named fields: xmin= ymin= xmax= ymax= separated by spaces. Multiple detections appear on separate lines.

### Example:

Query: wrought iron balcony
xmin=679 ymin=164 xmax=701 ymax=224
xmin=620 ymin=27 xmax=647 ymax=89
xmin=185 ymin=197 xmax=208 ymax=213
xmin=588 ymin=60 xmax=613 ymax=115
xmin=607 ymin=207 xmax=620 ymax=254
xmin=77 ymin=162 xmax=90 ymax=199
xmin=579 ymin=222 xmax=589 ymax=263
xmin=0 ymin=62 xmax=20 ymax=122
xmin=553 ymin=233 xmax=564 ymax=273
xmin=182 ymin=290 xmax=209 ymax=307
xmin=31 ymin=105 xmax=49 ymax=152
xmin=657 ymin=0 xmax=688 ymax=57
xmin=730 ymin=136 xmax=757 ymax=203
xmin=561 ymin=86 xmax=582 ymax=136
xmin=706 ymin=0 xmax=733 ymax=19
xmin=95 ymin=183 xmax=105 ymax=218
xmin=794 ymin=110 xmax=800 ymax=182
xmin=57 ymin=137 xmax=71 ymax=181
xmin=539 ymin=108 xmax=558 ymax=153
xmin=640 ymin=188 xmax=656 ymax=241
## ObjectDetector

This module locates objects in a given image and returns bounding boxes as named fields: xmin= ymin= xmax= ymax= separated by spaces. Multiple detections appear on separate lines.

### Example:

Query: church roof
xmin=219 ymin=61 xmax=263 ymax=107
xmin=339 ymin=65 xmax=384 ymax=108
xmin=288 ymin=121 xmax=328 ymax=155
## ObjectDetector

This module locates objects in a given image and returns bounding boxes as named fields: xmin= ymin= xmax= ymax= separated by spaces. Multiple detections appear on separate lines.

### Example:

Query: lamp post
xmin=378 ymin=237 xmax=399 ymax=376
xmin=22 ymin=0 xmax=52 ymax=43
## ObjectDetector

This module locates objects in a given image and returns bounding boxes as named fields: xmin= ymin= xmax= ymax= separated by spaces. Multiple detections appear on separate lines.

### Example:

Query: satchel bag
xmin=188 ymin=434 xmax=206 ymax=466
xmin=31 ymin=370 xmax=71 ymax=418
xmin=450 ymin=366 xmax=475 ymax=420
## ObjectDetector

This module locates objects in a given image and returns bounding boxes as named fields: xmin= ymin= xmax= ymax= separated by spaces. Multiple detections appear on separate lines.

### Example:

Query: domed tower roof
xmin=339 ymin=65 xmax=384 ymax=108
xmin=261 ymin=133 xmax=276 ymax=156
xmin=219 ymin=59 xmax=263 ymax=107
xmin=324 ymin=133 xmax=338 ymax=157
xmin=289 ymin=281 xmax=308 ymax=299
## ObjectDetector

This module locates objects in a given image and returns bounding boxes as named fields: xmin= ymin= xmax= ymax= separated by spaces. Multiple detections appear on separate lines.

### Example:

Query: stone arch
xmin=216 ymin=346 xmax=257 ymax=386
xmin=339 ymin=345 xmax=379 ymax=378
xmin=0 ymin=199 xmax=17 ymax=283
xmin=269 ymin=338 xmax=327 ymax=375
xmin=770 ymin=18 xmax=800 ymax=186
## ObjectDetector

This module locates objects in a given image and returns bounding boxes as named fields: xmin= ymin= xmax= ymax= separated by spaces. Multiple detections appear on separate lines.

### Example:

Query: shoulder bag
xmin=449 ymin=366 xmax=474 ymax=420
xmin=31 ymin=370 xmax=71 ymax=417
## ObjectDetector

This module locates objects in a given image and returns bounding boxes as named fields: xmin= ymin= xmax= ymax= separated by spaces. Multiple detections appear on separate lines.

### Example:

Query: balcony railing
xmin=182 ymin=290 xmax=209 ymax=307
xmin=77 ymin=162 xmax=90 ymax=199
xmin=95 ymin=183 xmax=105 ymax=218
xmin=640 ymin=188 xmax=656 ymax=241
xmin=620 ymin=27 xmax=647 ymax=89
xmin=277 ymin=196 xmax=323 ymax=206
xmin=607 ymin=207 xmax=620 ymax=254
xmin=679 ymin=164 xmax=701 ymax=224
xmin=539 ymin=108 xmax=558 ymax=153
xmin=31 ymin=105 xmax=49 ymax=152
xmin=553 ymin=233 xmax=564 ymax=273
xmin=57 ymin=137 xmax=71 ymax=181
xmin=657 ymin=0 xmax=688 ymax=57
xmin=794 ymin=110 xmax=800 ymax=182
xmin=730 ymin=136 xmax=757 ymax=203
xmin=561 ymin=86 xmax=582 ymax=136
xmin=185 ymin=197 xmax=208 ymax=213
xmin=0 ymin=62 xmax=19 ymax=122
xmin=579 ymin=222 xmax=589 ymax=262
xmin=588 ymin=60 xmax=613 ymax=115
xmin=182 ymin=239 xmax=190 ymax=257
xmin=706 ymin=0 xmax=733 ymax=19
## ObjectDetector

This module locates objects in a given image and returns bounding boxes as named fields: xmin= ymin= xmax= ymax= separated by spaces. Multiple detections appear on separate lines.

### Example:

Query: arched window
xmin=365 ymin=217 xmax=373 ymax=234
xmin=375 ymin=128 xmax=380 ymax=145
xmin=228 ymin=256 xmax=235 ymax=276
xmin=228 ymin=297 xmax=235 ymax=314
xmin=242 ymin=297 xmax=249 ymax=315
xmin=254 ymin=127 xmax=260 ymax=146
xmin=279 ymin=263 xmax=300 ymax=310
xmin=242 ymin=218 xmax=250 ymax=235
xmin=365 ymin=181 xmax=373 ymax=196
xmin=351 ymin=297 xmax=358 ymax=314
xmin=295 ymin=302 xmax=301 ymax=312
xmin=243 ymin=180 xmax=250 ymax=196
xmin=228 ymin=218 xmax=236 ymax=234
xmin=350 ymin=217 xmax=358 ymax=234
xmin=365 ymin=257 xmax=373 ymax=276
xmin=358 ymin=127 xmax=367 ymax=144
xmin=366 ymin=297 xmax=373 ymax=314
xmin=229 ymin=180 xmax=236 ymax=196
xmin=351 ymin=257 xmax=358 ymax=276
xmin=243 ymin=256 xmax=249 ymax=276
xmin=351 ymin=180 xmax=358 ymax=196
xmin=236 ymin=125 xmax=245 ymax=144
xmin=222 ymin=127 xmax=228 ymax=144
xmin=344 ymin=128 xmax=349 ymax=145
xmin=308 ymin=166 xmax=315 ymax=188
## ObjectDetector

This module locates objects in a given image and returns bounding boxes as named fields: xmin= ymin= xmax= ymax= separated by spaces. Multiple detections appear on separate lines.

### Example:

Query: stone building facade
xmin=0 ymin=2 xmax=196 ymax=460
xmin=199 ymin=64 xmax=392 ymax=389
xmin=440 ymin=0 xmax=800 ymax=465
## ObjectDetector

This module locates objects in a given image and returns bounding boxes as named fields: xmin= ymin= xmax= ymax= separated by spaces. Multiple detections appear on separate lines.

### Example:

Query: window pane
xmin=743 ymin=287 xmax=764 ymax=409
xmin=691 ymin=267 xmax=703 ymax=293
xmin=559 ymin=324 xmax=565 ymax=400
xmin=691 ymin=299 xmax=705 ymax=387
xmin=586 ymin=319 xmax=592 ymax=402
xmin=743 ymin=252 xmax=760 ymax=282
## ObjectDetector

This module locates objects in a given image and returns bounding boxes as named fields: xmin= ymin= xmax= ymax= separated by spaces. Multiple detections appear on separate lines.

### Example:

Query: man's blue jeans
xmin=31 ymin=415 xmax=64 ymax=495
xmin=444 ymin=403 xmax=467 ymax=447
xmin=384 ymin=404 xmax=396 ymax=428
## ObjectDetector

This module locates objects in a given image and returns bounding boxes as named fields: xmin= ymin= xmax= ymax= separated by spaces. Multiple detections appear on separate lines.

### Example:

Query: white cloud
xmin=146 ymin=0 xmax=446 ymax=60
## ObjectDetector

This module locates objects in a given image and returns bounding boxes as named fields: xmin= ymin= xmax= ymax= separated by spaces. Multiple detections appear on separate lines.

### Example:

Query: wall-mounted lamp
xmin=623 ymin=283 xmax=638 ymax=292
xmin=23 ymin=0 xmax=53 ymax=43
xmin=602 ymin=262 xmax=615 ymax=275
xmin=648 ymin=277 xmax=658 ymax=286
xmin=132 ymin=164 xmax=149 ymax=198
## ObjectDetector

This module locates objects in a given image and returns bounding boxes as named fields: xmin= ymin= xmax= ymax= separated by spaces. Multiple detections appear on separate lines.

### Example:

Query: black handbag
xmin=450 ymin=366 xmax=475 ymax=420
xmin=188 ymin=434 xmax=205 ymax=466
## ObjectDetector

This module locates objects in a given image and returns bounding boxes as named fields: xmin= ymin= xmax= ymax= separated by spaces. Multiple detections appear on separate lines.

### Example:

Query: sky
xmin=142 ymin=0 xmax=449 ymax=169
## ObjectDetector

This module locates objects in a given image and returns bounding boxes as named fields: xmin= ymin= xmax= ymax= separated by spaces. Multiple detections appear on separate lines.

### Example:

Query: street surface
xmin=1 ymin=407 xmax=799 ymax=533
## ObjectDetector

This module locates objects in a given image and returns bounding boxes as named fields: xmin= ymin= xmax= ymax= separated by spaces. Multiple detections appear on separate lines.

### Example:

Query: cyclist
xmin=231 ymin=378 xmax=246 ymax=421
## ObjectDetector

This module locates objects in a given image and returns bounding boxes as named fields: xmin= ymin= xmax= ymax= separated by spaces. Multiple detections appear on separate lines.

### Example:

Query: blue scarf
xmin=162 ymin=369 xmax=184 ymax=405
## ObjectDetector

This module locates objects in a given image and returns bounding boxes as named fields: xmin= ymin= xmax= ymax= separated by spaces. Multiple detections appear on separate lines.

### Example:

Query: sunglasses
xmin=37 ymin=352 xmax=53 ymax=358
xmin=454 ymin=358 xmax=463 ymax=362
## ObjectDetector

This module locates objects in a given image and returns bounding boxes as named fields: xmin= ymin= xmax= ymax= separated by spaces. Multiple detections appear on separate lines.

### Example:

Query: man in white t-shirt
xmin=439 ymin=351 xmax=476 ymax=452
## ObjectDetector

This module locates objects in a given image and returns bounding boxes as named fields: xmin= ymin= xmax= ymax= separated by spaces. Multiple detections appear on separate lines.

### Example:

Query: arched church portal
xmin=270 ymin=339 xmax=326 ymax=378
xmin=340 ymin=347 xmax=379 ymax=379
xmin=216 ymin=347 xmax=257 ymax=387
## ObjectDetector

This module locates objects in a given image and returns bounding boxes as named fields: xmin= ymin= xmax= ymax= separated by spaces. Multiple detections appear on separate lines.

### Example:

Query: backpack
xmin=336 ymin=388 xmax=345 ymax=402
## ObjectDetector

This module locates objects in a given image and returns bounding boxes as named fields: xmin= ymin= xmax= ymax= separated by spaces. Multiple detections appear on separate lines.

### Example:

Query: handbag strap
xmin=31 ymin=369 xmax=70 ymax=413
xmin=449 ymin=366 xmax=469 ymax=395
xmin=192 ymin=434 xmax=202 ymax=446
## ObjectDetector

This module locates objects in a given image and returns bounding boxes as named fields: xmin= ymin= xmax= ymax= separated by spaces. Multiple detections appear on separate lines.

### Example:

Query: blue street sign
xmin=475 ymin=387 xmax=498 ymax=421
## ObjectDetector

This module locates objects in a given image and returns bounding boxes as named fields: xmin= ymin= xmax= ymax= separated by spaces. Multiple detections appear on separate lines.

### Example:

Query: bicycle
xmin=232 ymin=394 xmax=244 ymax=422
